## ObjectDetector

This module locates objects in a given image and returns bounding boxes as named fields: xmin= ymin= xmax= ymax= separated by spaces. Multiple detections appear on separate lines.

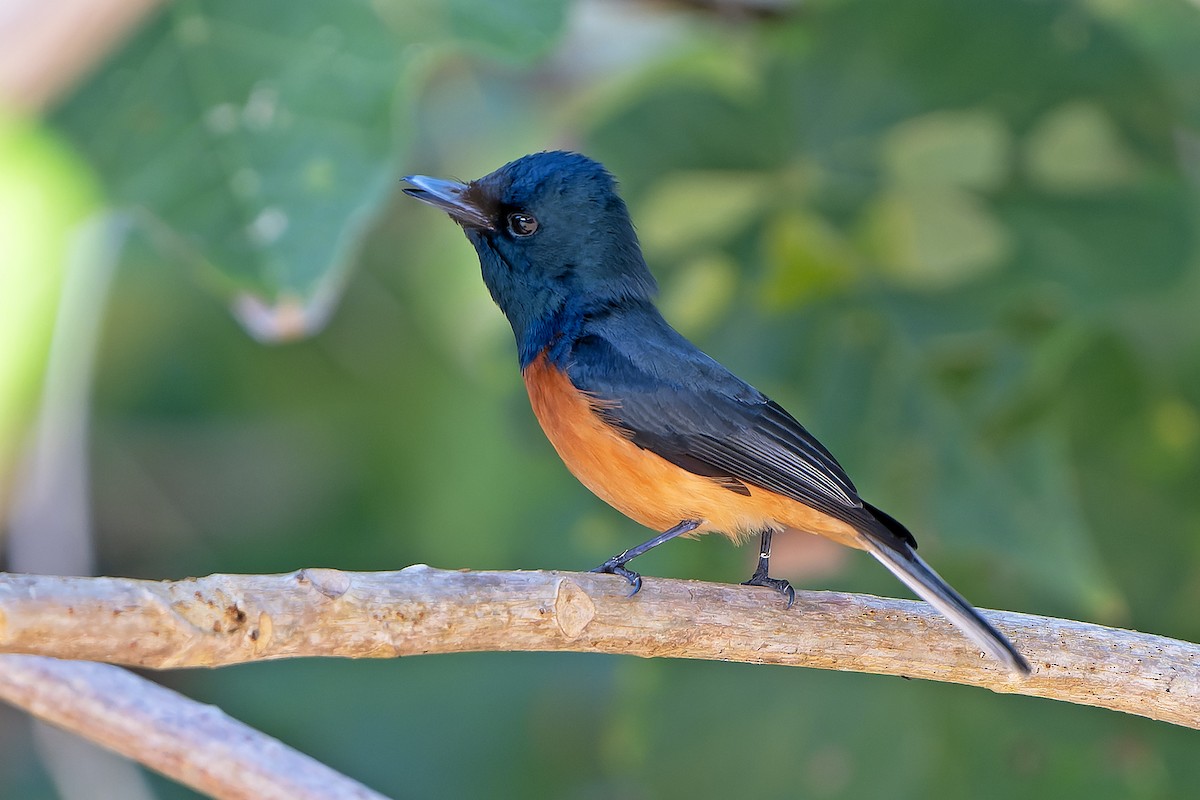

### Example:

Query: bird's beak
xmin=401 ymin=175 xmax=495 ymax=231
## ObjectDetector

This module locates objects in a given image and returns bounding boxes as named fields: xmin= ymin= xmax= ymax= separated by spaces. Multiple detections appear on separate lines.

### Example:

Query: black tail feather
xmin=862 ymin=500 xmax=917 ymax=549
xmin=857 ymin=504 xmax=1030 ymax=675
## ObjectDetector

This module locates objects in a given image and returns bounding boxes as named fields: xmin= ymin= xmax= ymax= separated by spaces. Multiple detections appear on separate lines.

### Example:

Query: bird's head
xmin=403 ymin=151 xmax=657 ymax=364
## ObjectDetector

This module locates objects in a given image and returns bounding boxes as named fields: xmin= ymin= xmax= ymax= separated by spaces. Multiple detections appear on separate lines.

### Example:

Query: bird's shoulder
xmin=564 ymin=302 xmax=758 ymax=406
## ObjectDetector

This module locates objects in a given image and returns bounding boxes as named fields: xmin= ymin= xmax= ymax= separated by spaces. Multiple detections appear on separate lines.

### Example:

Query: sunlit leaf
xmin=882 ymin=109 xmax=1013 ymax=191
xmin=862 ymin=186 xmax=1010 ymax=290
xmin=635 ymin=171 xmax=770 ymax=258
xmin=758 ymin=211 xmax=859 ymax=309
xmin=1023 ymin=101 xmax=1142 ymax=191
xmin=657 ymin=253 xmax=739 ymax=337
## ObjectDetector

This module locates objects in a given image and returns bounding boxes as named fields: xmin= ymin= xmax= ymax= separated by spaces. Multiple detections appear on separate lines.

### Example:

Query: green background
xmin=3 ymin=0 xmax=1200 ymax=796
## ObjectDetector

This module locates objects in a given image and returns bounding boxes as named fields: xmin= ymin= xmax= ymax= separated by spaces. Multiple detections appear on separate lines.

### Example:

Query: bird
xmin=403 ymin=151 xmax=1030 ymax=674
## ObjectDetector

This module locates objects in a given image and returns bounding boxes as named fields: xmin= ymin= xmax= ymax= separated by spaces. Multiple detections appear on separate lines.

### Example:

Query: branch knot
xmin=553 ymin=578 xmax=595 ymax=640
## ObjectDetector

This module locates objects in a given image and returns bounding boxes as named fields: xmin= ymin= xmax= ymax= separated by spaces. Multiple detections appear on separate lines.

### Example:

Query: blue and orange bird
xmin=404 ymin=151 xmax=1030 ymax=674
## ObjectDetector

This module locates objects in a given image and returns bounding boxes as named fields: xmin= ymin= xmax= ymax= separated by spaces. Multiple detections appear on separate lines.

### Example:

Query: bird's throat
xmin=514 ymin=299 xmax=578 ymax=370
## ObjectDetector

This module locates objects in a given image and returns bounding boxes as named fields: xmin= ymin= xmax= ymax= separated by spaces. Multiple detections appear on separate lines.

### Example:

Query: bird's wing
xmin=567 ymin=328 xmax=870 ymax=531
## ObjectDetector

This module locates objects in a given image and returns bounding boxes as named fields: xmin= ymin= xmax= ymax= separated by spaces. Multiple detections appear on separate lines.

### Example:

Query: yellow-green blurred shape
xmin=865 ymin=109 xmax=1014 ymax=290
xmin=862 ymin=186 xmax=1010 ymax=290
xmin=1153 ymin=397 xmax=1200 ymax=455
xmin=657 ymin=253 xmax=737 ymax=336
xmin=1024 ymin=101 xmax=1142 ymax=191
xmin=0 ymin=113 xmax=98 ymax=500
xmin=759 ymin=211 xmax=858 ymax=310
xmin=882 ymin=109 xmax=1013 ymax=191
xmin=635 ymin=171 xmax=769 ymax=259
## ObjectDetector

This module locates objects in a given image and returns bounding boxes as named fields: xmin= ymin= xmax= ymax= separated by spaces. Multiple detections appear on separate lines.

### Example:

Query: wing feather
xmin=568 ymin=324 xmax=863 ymax=526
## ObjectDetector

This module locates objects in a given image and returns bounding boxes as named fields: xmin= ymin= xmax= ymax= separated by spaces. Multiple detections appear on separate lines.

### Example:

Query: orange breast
xmin=521 ymin=353 xmax=864 ymax=547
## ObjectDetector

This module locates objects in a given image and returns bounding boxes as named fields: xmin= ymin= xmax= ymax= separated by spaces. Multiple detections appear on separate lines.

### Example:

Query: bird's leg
xmin=591 ymin=519 xmax=701 ymax=597
xmin=742 ymin=529 xmax=795 ymax=608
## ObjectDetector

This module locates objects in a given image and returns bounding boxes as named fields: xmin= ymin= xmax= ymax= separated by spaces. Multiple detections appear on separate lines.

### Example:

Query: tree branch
xmin=0 ymin=566 xmax=1195 ymax=729
xmin=0 ymin=654 xmax=389 ymax=800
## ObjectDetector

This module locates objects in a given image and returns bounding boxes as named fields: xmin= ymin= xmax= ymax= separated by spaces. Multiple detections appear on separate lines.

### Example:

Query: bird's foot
xmin=742 ymin=570 xmax=795 ymax=609
xmin=591 ymin=561 xmax=643 ymax=597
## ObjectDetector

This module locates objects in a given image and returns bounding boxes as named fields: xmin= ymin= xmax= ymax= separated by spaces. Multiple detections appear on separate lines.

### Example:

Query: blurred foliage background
xmin=3 ymin=0 xmax=1200 ymax=797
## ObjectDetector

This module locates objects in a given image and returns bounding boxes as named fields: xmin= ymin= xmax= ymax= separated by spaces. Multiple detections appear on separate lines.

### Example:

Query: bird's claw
xmin=742 ymin=572 xmax=795 ymax=609
xmin=591 ymin=561 xmax=643 ymax=597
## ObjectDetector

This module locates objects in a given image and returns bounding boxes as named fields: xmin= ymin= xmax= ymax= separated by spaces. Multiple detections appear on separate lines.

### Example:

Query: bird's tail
xmin=858 ymin=503 xmax=1030 ymax=675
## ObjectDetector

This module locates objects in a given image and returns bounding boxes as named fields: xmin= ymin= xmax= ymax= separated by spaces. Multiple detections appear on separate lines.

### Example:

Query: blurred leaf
xmin=1000 ymin=187 xmax=1193 ymax=302
xmin=606 ymin=660 xmax=934 ymax=799
xmin=798 ymin=314 xmax=1120 ymax=614
xmin=1086 ymin=0 xmax=1200 ymax=129
xmin=882 ymin=109 xmax=1013 ymax=191
xmin=657 ymin=253 xmax=739 ymax=336
xmin=758 ymin=211 xmax=859 ymax=309
xmin=1024 ymin=101 xmax=1143 ymax=191
xmin=1151 ymin=396 xmax=1200 ymax=457
xmin=588 ymin=44 xmax=794 ymax=194
xmin=931 ymin=417 xmax=1123 ymax=616
xmin=635 ymin=170 xmax=770 ymax=258
xmin=51 ymin=0 xmax=408 ymax=340
xmin=862 ymin=185 xmax=1011 ymax=290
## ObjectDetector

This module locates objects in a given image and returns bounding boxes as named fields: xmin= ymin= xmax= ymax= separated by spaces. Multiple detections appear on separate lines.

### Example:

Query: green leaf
xmin=758 ymin=211 xmax=860 ymax=309
xmin=882 ymin=109 xmax=1013 ymax=191
xmin=657 ymin=253 xmax=739 ymax=337
xmin=1023 ymin=101 xmax=1143 ymax=192
xmin=51 ymin=0 xmax=408 ymax=340
xmin=861 ymin=185 xmax=1011 ymax=291
xmin=635 ymin=170 xmax=770 ymax=258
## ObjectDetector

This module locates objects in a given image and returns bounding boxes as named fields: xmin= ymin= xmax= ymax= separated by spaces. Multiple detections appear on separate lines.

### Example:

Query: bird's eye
xmin=507 ymin=212 xmax=539 ymax=237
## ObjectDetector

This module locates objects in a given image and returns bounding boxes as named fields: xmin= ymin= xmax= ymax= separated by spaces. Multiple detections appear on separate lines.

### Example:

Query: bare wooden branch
xmin=0 ymin=567 xmax=1195 ymax=729
xmin=0 ymin=654 xmax=390 ymax=800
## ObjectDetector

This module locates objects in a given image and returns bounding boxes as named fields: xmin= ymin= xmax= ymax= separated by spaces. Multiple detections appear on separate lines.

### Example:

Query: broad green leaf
xmin=50 ymin=0 xmax=573 ymax=342
xmin=51 ymin=0 xmax=408 ymax=341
